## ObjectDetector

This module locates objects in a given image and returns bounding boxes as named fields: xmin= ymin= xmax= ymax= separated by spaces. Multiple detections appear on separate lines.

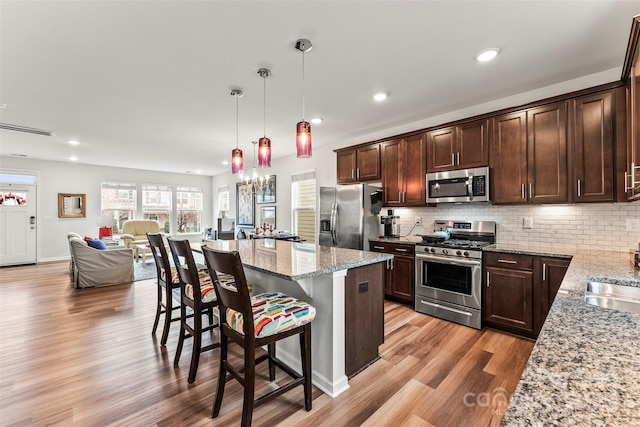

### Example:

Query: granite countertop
xmin=369 ymin=235 xmax=423 ymax=245
xmin=197 ymin=240 xmax=392 ymax=281
xmin=496 ymin=244 xmax=640 ymax=425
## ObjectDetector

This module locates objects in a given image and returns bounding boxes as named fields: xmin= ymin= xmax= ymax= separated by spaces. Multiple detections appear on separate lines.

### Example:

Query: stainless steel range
xmin=415 ymin=220 xmax=496 ymax=329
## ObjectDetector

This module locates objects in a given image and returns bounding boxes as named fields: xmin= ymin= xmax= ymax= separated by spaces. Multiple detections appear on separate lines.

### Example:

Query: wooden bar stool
xmin=201 ymin=246 xmax=316 ymax=427
xmin=147 ymin=232 xmax=180 ymax=346
xmin=167 ymin=237 xmax=218 ymax=383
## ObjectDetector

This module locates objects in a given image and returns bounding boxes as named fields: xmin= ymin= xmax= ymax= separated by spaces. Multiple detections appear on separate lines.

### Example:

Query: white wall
xmin=0 ymin=157 xmax=212 ymax=262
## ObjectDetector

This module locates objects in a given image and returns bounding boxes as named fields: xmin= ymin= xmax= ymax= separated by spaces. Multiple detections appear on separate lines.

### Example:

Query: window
xmin=218 ymin=185 xmax=230 ymax=216
xmin=101 ymin=181 xmax=136 ymax=234
xmin=142 ymin=184 xmax=172 ymax=233
xmin=292 ymin=171 xmax=316 ymax=243
xmin=176 ymin=186 xmax=203 ymax=234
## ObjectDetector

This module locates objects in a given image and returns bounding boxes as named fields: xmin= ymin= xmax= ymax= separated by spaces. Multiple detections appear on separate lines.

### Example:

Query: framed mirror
xmin=58 ymin=193 xmax=86 ymax=218
xmin=259 ymin=206 xmax=276 ymax=228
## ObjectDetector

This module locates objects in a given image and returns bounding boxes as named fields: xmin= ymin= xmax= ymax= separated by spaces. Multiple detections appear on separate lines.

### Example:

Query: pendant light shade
xmin=257 ymin=68 xmax=272 ymax=167
xmin=230 ymin=89 xmax=244 ymax=175
xmin=296 ymin=121 xmax=312 ymax=157
xmin=295 ymin=38 xmax=313 ymax=158
xmin=258 ymin=137 xmax=271 ymax=167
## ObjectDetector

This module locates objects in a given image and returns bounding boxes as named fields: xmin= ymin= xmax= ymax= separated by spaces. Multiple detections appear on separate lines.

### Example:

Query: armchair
xmin=69 ymin=237 xmax=134 ymax=288
xmin=120 ymin=220 xmax=161 ymax=258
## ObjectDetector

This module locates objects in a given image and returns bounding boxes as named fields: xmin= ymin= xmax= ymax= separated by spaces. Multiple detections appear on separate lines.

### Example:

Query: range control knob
xmin=456 ymin=250 xmax=462 ymax=256
xmin=463 ymin=251 xmax=470 ymax=257
xmin=443 ymin=249 xmax=448 ymax=255
xmin=430 ymin=248 xmax=436 ymax=253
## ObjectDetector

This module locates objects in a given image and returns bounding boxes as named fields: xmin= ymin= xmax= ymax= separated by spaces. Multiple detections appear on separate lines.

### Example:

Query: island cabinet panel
xmin=336 ymin=144 xmax=381 ymax=183
xmin=527 ymin=102 xmax=568 ymax=204
xmin=344 ymin=262 xmax=385 ymax=378
xmin=381 ymin=135 xmax=426 ymax=207
xmin=570 ymin=91 xmax=614 ymax=202
xmin=491 ymin=112 xmax=528 ymax=204
xmin=370 ymin=242 xmax=415 ymax=304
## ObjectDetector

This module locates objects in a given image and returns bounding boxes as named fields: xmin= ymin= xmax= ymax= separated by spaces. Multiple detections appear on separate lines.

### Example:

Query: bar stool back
xmin=201 ymin=246 xmax=315 ymax=427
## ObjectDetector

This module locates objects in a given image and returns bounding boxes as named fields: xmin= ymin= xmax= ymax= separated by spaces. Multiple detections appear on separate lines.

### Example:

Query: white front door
xmin=0 ymin=185 xmax=37 ymax=266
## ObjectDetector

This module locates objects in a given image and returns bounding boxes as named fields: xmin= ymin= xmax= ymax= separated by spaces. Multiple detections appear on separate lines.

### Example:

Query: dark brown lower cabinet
xmin=345 ymin=262 xmax=385 ymax=377
xmin=484 ymin=252 xmax=570 ymax=339
xmin=369 ymin=242 xmax=415 ymax=305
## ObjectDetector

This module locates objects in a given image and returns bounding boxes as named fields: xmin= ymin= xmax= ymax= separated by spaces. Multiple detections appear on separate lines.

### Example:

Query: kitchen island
xmin=490 ymin=245 xmax=640 ymax=425
xmin=197 ymin=239 xmax=393 ymax=397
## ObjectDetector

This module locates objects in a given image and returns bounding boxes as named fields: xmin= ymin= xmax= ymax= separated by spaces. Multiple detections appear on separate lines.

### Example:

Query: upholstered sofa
xmin=68 ymin=237 xmax=134 ymax=288
xmin=120 ymin=220 xmax=161 ymax=258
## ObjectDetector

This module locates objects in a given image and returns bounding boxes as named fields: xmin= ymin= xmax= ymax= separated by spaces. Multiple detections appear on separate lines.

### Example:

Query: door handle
xmin=395 ymin=248 xmax=408 ymax=252
xmin=529 ymin=182 xmax=533 ymax=199
xmin=542 ymin=263 xmax=547 ymax=281
xmin=457 ymin=152 xmax=460 ymax=165
xmin=356 ymin=168 xmax=360 ymax=180
xmin=486 ymin=272 xmax=490 ymax=287
xmin=498 ymin=259 xmax=517 ymax=264
xmin=577 ymin=179 xmax=581 ymax=198
xmin=451 ymin=153 xmax=455 ymax=166
xmin=30 ymin=216 xmax=36 ymax=229
xmin=521 ymin=184 xmax=525 ymax=199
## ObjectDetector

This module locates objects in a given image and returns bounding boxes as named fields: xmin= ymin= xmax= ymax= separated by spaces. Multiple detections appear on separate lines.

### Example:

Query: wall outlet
xmin=627 ymin=218 xmax=640 ymax=232
xmin=415 ymin=217 xmax=422 ymax=226
xmin=523 ymin=218 xmax=534 ymax=229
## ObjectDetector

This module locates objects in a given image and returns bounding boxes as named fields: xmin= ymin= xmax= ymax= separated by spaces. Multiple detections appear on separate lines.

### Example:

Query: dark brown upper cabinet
xmin=570 ymin=91 xmax=614 ymax=202
xmin=491 ymin=102 xmax=568 ymax=204
xmin=622 ymin=16 xmax=640 ymax=201
xmin=426 ymin=119 xmax=489 ymax=173
xmin=381 ymin=134 xmax=426 ymax=206
xmin=336 ymin=144 xmax=381 ymax=184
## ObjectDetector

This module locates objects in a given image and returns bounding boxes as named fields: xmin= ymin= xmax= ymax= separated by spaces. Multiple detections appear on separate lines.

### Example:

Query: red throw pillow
xmin=84 ymin=236 xmax=94 ymax=241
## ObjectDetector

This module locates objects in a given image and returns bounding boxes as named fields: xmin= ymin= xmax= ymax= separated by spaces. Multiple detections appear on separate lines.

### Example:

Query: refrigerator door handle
xmin=330 ymin=202 xmax=338 ymax=245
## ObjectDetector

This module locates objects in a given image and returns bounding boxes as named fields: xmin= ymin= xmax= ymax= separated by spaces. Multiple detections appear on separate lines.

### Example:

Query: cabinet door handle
xmin=498 ymin=259 xmax=517 ymax=264
xmin=529 ymin=182 xmax=533 ymax=199
xmin=542 ymin=263 xmax=547 ymax=282
xmin=351 ymin=169 xmax=355 ymax=180
xmin=457 ymin=152 xmax=460 ymax=165
xmin=486 ymin=272 xmax=490 ymax=287
xmin=451 ymin=153 xmax=455 ymax=166
xmin=356 ymin=168 xmax=360 ymax=180
xmin=373 ymin=246 xmax=385 ymax=250
xmin=391 ymin=259 xmax=394 ymax=270
xmin=395 ymin=248 xmax=408 ymax=252
xmin=403 ymin=192 xmax=406 ymax=203
xmin=577 ymin=179 xmax=581 ymax=197
xmin=521 ymin=184 xmax=525 ymax=199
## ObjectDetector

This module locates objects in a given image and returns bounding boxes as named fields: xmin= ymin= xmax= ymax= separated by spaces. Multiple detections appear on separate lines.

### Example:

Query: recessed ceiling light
xmin=196 ymin=169 xmax=202 ymax=174
xmin=373 ymin=92 xmax=388 ymax=102
xmin=68 ymin=140 xmax=79 ymax=145
xmin=222 ymin=160 xmax=229 ymax=165
xmin=474 ymin=47 xmax=501 ymax=62
xmin=69 ymin=156 xmax=78 ymax=161
xmin=311 ymin=117 xmax=323 ymax=125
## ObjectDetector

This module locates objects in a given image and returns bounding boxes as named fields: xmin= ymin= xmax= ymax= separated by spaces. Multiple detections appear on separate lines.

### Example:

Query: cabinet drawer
xmin=484 ymin=252 xmax=533 ymax=270
xmin=370 ymin=242 xmax=414 ymax=255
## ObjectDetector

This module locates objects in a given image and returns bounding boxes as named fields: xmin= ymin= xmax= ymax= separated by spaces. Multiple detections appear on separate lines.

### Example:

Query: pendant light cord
xmin=236 ymin=95 xmax=239 ymax=149
xmin=302 ymin=50 xmax=305 ymax=120
xmin=263 ymin=75 xmax=267 ymax=137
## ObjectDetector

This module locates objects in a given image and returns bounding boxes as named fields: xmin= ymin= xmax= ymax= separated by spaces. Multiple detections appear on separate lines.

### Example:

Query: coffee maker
xmin=380 ymin=209 xmax=400 ymax=238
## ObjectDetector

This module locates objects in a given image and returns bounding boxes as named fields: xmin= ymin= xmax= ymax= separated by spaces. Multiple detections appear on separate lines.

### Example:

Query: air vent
xmin=10 ymin=153 xmax=28 ymax=157
xmin=0 ymin=123 xmax=53 ymax=137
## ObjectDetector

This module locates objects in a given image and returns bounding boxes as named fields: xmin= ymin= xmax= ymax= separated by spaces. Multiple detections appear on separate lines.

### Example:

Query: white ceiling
xmin=1 ymin=1 xmax=638 ymax=176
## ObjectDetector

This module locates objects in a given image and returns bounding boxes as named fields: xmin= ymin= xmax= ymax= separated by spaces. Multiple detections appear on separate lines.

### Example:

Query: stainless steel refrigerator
xmin=319 ymin=184 xmax=382 ymax=251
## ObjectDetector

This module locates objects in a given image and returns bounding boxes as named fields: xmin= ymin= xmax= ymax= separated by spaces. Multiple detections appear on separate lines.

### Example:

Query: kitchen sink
xmin=585 ymin=281 xmax=640 ymax=315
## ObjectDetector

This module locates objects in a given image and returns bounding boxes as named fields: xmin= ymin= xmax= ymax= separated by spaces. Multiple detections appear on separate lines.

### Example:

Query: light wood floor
xmin=0 ymin=261 xmax=534 ymax=426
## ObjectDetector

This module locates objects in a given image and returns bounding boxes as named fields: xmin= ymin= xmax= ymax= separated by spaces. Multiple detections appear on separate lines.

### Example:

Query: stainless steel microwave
xmin=426 ymin=167 xmax=490 ymax=203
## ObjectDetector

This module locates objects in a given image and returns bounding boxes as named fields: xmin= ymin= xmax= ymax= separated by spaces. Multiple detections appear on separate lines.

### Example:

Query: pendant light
xmin=295 ymin=38 xmax=313 ymax=158
xmin=230 ymin=89 xmax=244 ymax=175
xmin=257 ymin=68 xmax=272 ymax=167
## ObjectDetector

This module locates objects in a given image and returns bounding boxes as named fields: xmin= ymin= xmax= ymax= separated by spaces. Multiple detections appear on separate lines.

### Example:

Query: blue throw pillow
xmin=87 ymin=239 xmax=108 ymax=250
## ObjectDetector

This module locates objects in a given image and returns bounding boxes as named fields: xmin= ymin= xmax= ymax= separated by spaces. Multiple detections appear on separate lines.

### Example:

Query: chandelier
xmin=239 ymin=140 xmax=270 ymax=195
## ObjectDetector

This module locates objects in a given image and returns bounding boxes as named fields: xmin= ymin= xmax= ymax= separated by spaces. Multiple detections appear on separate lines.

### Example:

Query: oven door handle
xmin=416 ymin=254 xmax=481 ymax=267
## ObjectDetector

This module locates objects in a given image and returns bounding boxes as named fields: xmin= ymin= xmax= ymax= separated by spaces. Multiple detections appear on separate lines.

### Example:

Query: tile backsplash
xmin=390 ymin=202 xmax=640 ymax=253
